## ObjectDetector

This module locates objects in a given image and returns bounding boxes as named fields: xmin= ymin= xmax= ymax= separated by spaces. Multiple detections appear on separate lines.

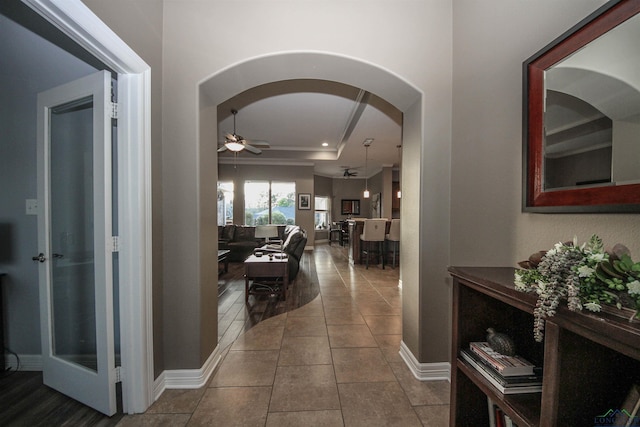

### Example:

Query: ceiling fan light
xmin=225 ymin=141 xmax=245 ymax=152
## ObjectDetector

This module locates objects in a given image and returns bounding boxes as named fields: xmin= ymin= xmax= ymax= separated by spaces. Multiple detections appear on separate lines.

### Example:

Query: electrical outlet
xmin=26 ymin=199 xmax=38 ymax=215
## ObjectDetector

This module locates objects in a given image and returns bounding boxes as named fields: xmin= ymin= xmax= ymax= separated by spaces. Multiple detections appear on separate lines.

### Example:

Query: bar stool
xmin=385 ymin=219 xmax=400 ymax=268
xmin=340 ymin=221 xmax=349 ymax=246
xmin=329 ymin=222 xmax=344 ymax=246
xmin=360 ymin=218 xmax=387 ymax=269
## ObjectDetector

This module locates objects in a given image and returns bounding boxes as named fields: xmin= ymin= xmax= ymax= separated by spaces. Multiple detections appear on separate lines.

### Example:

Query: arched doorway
xmin=198 ymin=51 xmax=429 ymax=377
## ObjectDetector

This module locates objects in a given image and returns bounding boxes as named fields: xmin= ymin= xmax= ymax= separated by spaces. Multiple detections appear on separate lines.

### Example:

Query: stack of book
xmin=460 ymin=341 xmax=542 ymax=395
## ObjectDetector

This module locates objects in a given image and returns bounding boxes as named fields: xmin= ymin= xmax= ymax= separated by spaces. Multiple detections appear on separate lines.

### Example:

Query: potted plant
xmin=515 ymin=235 xmax=640 ymax=342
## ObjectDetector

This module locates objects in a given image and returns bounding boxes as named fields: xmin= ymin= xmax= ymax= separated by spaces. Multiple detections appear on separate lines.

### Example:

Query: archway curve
xmin=547 ymin=66 xmax=640 ymax=121
xmin=198 ymin=50 xmax=422 ymax=113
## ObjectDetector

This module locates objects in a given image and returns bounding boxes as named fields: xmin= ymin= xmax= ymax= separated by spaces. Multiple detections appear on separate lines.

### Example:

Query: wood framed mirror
xmin=523 ymin=0 xmax=640 ymax=212
xmin=341 ymin=199 xmax=360 ymax=215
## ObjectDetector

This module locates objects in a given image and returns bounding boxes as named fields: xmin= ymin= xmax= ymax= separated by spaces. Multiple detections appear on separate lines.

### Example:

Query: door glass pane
xmin=111 ymin=83 xmax=121 ymax=369
xmin=49 ymin=96 xmax=97 ymax=371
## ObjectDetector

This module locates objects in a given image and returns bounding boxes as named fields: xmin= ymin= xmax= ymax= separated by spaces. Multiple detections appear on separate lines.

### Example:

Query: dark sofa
xmin=218 ymin=224 xmax=307 ymax=268
xmin=255 ymin=225 xmax=307 ymax=279
xmin=218 ymin=225 xmax=261 ymax=261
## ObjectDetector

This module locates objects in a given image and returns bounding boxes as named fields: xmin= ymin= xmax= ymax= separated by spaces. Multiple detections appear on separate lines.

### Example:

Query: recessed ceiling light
xmin=322 ymin=142 xmax=329 ymax=147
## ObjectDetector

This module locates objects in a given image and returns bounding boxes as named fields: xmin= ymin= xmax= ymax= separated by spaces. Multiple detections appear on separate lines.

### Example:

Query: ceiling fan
xmin=218 ymin=109 xmax=270 ymax=154
xmin=342 ymin=167 xmax=358 ymax=178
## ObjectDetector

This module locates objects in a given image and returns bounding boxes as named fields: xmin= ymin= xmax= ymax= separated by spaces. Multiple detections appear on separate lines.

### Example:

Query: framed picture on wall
xmin=298 ymin=193 xmax=311 ymax=210
xmin=341 ymin=199 xmax=360 ymax=215
xmin=371 ymin=193 xmax=381 ymax=218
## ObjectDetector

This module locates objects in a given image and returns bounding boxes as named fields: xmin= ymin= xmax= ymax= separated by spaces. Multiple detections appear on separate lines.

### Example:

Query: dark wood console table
xmin=449 ymin=266 xmax=640 ymax=427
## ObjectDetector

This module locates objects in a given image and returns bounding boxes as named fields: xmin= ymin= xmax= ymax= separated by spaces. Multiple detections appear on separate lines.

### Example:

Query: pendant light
xmin=396 ymin=144 xmax=402 ymax=199
xmin=363 ymin=139 xmax=373 ymax=198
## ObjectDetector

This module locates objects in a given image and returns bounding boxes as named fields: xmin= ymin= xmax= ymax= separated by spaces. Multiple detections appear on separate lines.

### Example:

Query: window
xmin=244 ymin=181 xmax=296 ymax=225
xmin=271 ymin=182 xmax=296 ymax=224
xmin=314 ymin=196 xmax=329 ymax=230
xmin=217 ymin=181 xmax=234 ymax=225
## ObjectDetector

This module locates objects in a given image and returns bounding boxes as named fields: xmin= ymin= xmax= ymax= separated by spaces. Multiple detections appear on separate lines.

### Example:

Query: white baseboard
xmin=7 ymin=346 xmax=223 ymax=402
xmin=399 ymin=341 xmax=450 ymax=382
xmin=4 ymin=354 xmax=43 ymax=371
xmin=153 ymin=344 xmax=223 ymax=401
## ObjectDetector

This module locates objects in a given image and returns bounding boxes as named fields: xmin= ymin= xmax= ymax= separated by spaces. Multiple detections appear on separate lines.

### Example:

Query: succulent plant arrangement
xmin=514 ymin=235 xmax=640 ymax=342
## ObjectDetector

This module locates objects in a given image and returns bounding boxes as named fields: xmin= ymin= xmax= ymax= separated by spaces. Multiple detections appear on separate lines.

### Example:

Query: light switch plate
xmin=26 ymin=199 xmax=38 ymax=215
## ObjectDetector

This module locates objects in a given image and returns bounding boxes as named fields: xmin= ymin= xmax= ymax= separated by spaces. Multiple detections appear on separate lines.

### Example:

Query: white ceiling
xmin=217 ymin=79 xmax=403 ymax=178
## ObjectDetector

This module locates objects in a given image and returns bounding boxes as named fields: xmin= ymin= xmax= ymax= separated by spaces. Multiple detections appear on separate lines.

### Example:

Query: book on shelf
xmin=488 ymin=397 xmax=496 ymax=427
xmin=461 ymin=349 xmax=542 ymax=387
xmin=487 ymin=397 xmax=519 ymax=427
xmin=470 ymin=341 xmax=536 ymax=376
xmin=495 ymin=406 xmax=505 ymax=427
xmin=461 ymin=350 xmax=542 ymax=395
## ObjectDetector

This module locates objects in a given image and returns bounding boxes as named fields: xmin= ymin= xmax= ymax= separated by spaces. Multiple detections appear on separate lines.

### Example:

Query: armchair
xmin=256 ymin=225 xmax=307 ymax=279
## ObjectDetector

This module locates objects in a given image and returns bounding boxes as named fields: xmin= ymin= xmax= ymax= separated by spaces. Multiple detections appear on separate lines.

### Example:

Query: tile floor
xmin=117 ymin=245 xmax=450 ymax=426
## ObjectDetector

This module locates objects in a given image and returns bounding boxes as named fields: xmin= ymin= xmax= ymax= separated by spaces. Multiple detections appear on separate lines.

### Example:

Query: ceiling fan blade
xmin=217 ymin=145 xmax=228 ymax=152
xmin=225 ymin=133 xmax=238 ymax=142
xmin=243 ymin=144 xmax=262 ymax=154
xmin=246 ymin=139 xmax=270 ymax=148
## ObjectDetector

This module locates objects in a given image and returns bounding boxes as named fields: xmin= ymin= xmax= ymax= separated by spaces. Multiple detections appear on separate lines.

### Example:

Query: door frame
xmin=24 ymin=0 xmax=153 ymax=413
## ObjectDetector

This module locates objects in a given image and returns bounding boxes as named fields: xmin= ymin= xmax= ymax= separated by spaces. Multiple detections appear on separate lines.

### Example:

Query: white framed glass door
xmin=36 ymin=70 xmax=117 ymax=416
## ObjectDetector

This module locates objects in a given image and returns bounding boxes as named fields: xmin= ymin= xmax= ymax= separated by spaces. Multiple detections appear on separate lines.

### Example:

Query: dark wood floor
xmin=0 ymin=370 xmax=123 ymax=426
xmin=0 ymin=248 xmax=322 ymax=426
xmin=217 ymin=249 xmax=320 ymax=349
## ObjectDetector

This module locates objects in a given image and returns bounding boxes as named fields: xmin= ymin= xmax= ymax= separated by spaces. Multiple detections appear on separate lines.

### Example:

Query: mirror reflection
xmin=544 ymin=11 xmax=640 ymax=191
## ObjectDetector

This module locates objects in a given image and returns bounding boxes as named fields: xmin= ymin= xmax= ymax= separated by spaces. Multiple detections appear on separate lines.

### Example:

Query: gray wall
xmin=331 ymin=177 xmax=368 ymax=221
xmin=314 ymin=175 xmax=333 ymax=200
xmin=331 ymin=172 xmax=391 ymax=221
xmin=450 ymin=0 xmax=640 ymax=269
xmin=0 ymin=15 xmax=97 ymax=358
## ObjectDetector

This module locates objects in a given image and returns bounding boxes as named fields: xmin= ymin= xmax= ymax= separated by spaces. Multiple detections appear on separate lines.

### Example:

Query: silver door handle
xmin=32 ymin=253 xmax=47 ymax=263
